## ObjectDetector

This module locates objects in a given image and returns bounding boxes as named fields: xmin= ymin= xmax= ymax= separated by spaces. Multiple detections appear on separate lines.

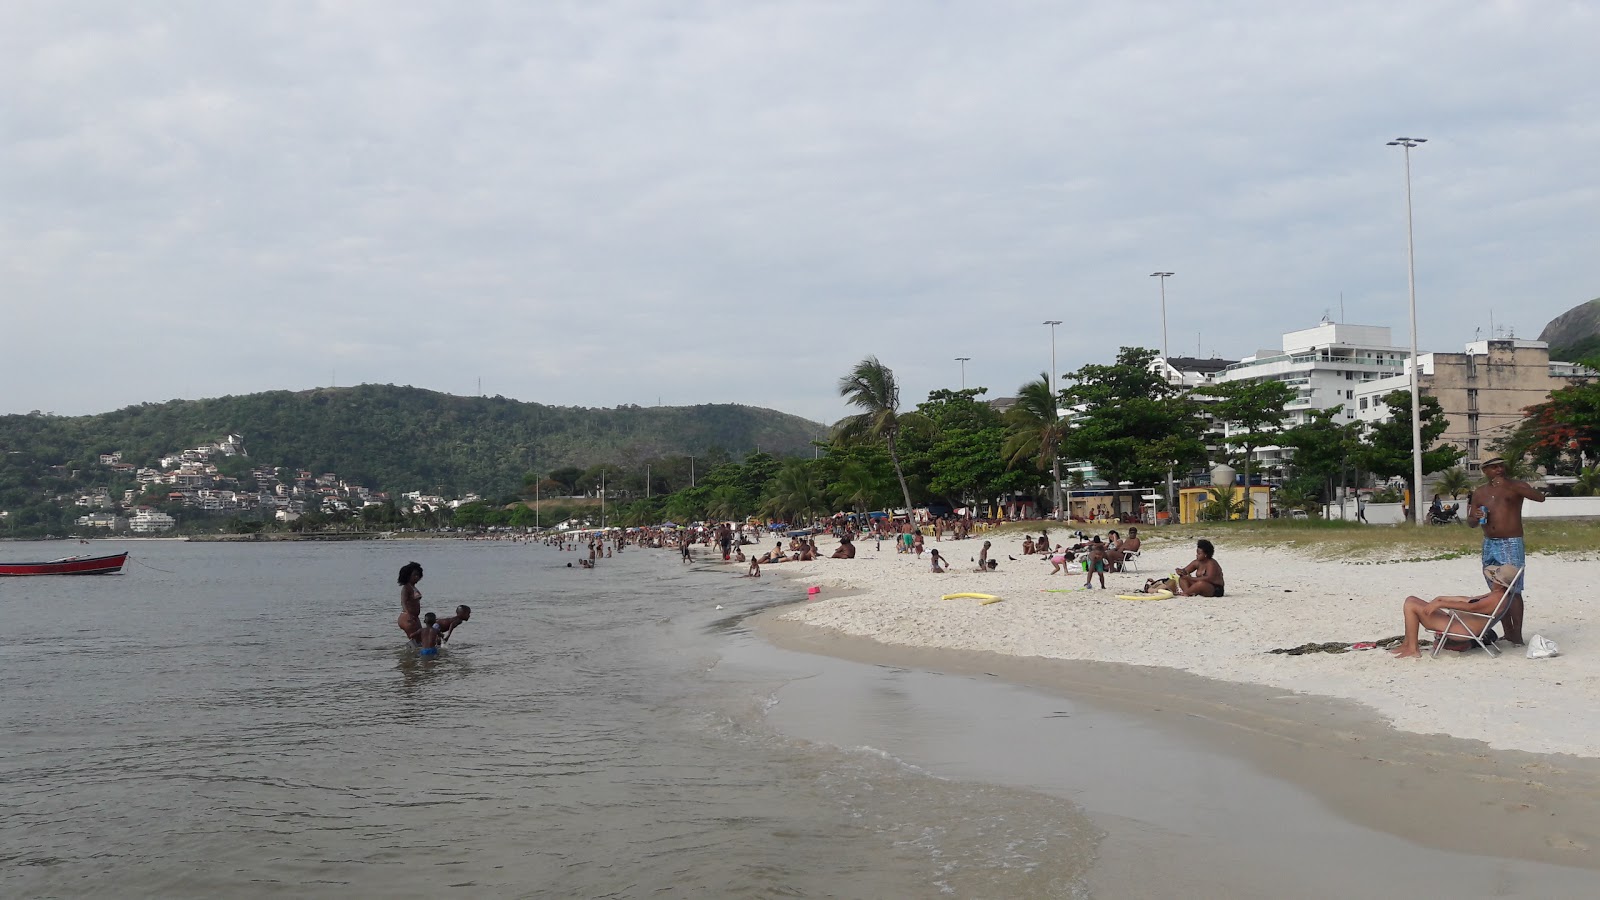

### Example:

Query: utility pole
xmin=1043 ymin=320 xmax=1063 ymax=520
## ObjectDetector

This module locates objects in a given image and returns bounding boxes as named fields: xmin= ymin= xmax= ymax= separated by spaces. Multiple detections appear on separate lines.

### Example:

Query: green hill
xmin=0 ymin=384 xmax=826 ymax=500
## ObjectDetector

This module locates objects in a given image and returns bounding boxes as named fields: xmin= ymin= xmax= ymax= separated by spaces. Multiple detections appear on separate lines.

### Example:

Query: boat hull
xmin=0 ymin=552 xmax=129 ymax=576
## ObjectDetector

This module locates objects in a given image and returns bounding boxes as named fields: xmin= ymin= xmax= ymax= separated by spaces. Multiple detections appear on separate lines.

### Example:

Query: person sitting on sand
xmin=1022 ymin=536 xmax=1036 ymax=555
xmin=929 ymin=548 xmax=949 ymax=573
xmin=747 ymin=557 xmax=761 ymax=578
xmin=1390 ymin=565 xmax=1520 ymax=658
xmin=735 ymin=547 xmax=747 ymax=562
xmin=831 ymin=537 xmax=856 ymax=559
xmin=1147 ymin=539 xmax=1224 ymax=596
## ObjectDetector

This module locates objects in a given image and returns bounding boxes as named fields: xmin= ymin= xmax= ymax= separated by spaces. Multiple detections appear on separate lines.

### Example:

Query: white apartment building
xmin=1211 ymin=319 xmax=1415 ymax=470
xmin=129 ymin=509 xmax=177 ymax=533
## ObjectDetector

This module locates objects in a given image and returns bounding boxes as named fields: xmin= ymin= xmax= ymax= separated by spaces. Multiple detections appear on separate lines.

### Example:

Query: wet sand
xmin=752 ymin=607 xmax=1600 ymax=897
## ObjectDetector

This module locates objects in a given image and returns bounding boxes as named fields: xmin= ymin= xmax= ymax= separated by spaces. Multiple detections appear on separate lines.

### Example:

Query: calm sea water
xmin=1 ymin=540 xmax=1095 ymax=899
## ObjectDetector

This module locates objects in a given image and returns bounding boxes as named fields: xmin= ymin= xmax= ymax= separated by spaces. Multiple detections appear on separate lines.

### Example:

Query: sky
xmin=4 ymin=1 xmax=1598 ymax=425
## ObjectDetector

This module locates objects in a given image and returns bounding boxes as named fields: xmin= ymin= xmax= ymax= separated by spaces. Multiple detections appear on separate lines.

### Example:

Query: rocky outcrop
xmin=1538 ymin=297 xmax=1600 ymax=361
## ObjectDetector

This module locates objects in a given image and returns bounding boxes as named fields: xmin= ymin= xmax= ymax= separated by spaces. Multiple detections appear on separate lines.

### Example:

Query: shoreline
xmin=762 ymin=530 xmax=1600 ymax=757
xmin=750 ymin=602 xmax=1600 ymax=875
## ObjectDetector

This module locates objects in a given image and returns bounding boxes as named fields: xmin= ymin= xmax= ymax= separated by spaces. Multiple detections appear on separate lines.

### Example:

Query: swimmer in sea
xmin=397 ymin=561 xmax=424 ymax=644
xmin=436 ymin=604 xmax=472 ymax=643
xmin=418 ymin=612 xmax=441 ymax=656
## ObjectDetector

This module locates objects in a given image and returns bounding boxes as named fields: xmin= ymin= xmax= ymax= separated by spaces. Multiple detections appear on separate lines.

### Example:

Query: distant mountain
xmin=0 ymin=385 xmax=826 ymax=498
xmin=1538 ymin=297 xmax=1600 ymax=362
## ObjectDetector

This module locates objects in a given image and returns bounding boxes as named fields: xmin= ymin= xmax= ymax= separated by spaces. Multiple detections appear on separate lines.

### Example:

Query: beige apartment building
xmin=1354 ymin=339 xmax=1595 ymax=472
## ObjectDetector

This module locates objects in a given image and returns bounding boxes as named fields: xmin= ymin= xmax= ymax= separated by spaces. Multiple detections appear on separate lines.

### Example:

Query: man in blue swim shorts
xmin=1468 ymin=457 xmax=1544 ymax=646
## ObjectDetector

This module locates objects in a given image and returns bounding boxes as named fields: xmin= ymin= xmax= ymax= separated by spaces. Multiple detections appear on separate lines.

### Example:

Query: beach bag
xmin=1526 ymin=635 xmax=1559 ymax=659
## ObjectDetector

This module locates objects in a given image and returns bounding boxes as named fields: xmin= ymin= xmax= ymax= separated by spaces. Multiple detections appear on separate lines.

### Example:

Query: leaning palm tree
xmin=1001 ymin=373 xmax=1067 ymax=519
xmin=836 ymin=357 xmax=920 ymax=519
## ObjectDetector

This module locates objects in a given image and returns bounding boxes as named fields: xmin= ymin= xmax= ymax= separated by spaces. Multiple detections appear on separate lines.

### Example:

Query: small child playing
xmin=929 ymin=548 xmax=948 ymax=573
xmin=747 ymin=557 xmax=761 ymax=578
xmin=418 ymin=612 xmax=441 ymax=656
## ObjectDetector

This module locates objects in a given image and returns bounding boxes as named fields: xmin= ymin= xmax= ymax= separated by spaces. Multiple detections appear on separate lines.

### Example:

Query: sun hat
xmin=1481 ymin=456 xmax=1507 ymax=469
xmin=1485 ymin=564 xmax=1521 ymax=588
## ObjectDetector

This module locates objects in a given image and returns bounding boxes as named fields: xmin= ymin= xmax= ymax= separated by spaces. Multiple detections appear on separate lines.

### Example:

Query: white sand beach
xmin=768 ymin=531 xmax=1599 ymax=758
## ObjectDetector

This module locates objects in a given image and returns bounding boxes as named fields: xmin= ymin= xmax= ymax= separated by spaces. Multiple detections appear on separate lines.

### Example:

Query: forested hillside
xmin=0 ymin=385 xmax=824 ymax=501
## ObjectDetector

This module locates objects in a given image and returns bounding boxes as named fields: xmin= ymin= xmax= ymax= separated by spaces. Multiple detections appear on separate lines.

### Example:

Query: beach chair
xmin=1427 ymin=567 xmax=1518 ymax=658
xmin=1117 ymin=549 xmax=1142 ymax=573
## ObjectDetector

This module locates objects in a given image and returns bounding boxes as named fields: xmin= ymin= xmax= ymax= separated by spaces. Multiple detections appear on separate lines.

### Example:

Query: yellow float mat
xmin=1116 ymin=589 xmax=1174 ymax=601
xmin=941 ymin=592 xmax=999 ymax=600
xmin=979 ymin=597 xmax=1005 ymax=605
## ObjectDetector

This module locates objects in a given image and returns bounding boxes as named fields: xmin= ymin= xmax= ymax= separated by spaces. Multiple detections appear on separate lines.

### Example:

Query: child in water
xmin=418 ymin=612 xmax=441 ymax=656
xmin=747 ymin=557 xmax=761 ymax=578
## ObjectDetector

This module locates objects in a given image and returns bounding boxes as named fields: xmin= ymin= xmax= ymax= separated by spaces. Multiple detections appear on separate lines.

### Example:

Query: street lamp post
xmin=1150 ymin=272 xmax=1177 ymax=521
xmin=955 ymin=357 xmax=970 ymax=390
xmin=1149 ymin=272 xmax=1175 ymax=361
xmin=1387 ymin=137 xmax=1427 ymax=527
xmin=1043 ymin=320 xmax=1063 ymax=520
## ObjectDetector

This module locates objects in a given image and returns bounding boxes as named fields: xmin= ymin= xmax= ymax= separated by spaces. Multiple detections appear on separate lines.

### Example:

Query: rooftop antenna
xmin=1340 ymin=291 xmax=1345 ymax=322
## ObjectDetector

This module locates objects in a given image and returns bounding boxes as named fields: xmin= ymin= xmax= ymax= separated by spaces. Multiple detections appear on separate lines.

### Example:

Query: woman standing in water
xmin=397 ymin=561 xmax=424 ymax=644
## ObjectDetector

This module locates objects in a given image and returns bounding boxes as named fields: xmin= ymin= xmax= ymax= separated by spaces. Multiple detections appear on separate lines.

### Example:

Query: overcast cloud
xmin=4 ymin=1 xmax=1597 ymax=424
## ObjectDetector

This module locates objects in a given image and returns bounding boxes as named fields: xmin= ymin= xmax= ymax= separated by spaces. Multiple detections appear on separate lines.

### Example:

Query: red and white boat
xmin=0 ymin=551 xmax=129 ymax=576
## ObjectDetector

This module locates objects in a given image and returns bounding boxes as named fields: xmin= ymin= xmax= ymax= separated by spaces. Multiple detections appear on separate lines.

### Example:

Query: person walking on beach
xmin=397 ymin=561 xmax=424 ymax=643
xmin=1468 ymin=457 xmax=1544 ymax=645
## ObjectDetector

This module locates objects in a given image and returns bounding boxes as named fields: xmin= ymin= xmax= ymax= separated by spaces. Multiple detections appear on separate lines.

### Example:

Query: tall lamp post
xmin=1043 ymin=320 xmax=1063 ymax=520
xmin=955 ymin=357 xmax=970 ymax=390
xmin=1150 ymin=272 xmax=1177 ymax=521
xmin=1149 ymin=272 xmax=1175 ymax=361
xmin=1387 ymin=137 xmax=1427 ymax=526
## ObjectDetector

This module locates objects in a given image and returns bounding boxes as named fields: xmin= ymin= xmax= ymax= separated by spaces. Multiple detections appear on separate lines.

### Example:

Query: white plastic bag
xmin=1525 ymin=635 xmax=1559 ymax=659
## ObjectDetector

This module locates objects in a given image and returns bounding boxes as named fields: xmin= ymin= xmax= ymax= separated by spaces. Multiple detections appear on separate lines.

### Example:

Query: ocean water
xmin=1 ymin=539 xmax=1096 ymax=898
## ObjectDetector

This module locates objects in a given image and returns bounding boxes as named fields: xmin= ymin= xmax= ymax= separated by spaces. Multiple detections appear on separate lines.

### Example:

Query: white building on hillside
xmin=130 ymin=508 xmax=177 ymax=533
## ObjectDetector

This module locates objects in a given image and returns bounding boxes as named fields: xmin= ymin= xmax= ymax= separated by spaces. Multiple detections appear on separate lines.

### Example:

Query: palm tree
xmin=836 ymin=357 xmax=921 ymax=519
xmin=831 ymin=461 xmax=879 ymax=518
xmin=1200 ymin=485 xmax=1247 ymax=521
xmin=1001 ymin=373 xmax=1066 ymax=518
xmin=1573 ymin=464 xmax=1600 ymax=497
xmin=1433 ymin=466 xmax=1473 ymax=499
xmin=761 ymin=460 xmax=829 ymax=523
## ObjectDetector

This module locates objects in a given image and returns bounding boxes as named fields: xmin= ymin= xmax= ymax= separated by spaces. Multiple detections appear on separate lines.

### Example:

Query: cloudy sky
xmin=5 ymin=1 xmax=1597 ymax=423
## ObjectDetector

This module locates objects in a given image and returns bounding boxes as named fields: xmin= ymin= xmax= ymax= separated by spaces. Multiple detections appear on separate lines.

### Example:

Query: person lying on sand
xmin=1147 ymin=539 xmax=1224 ymax=596
xmin=1389 ymin=564 xmax=1519 ymax=658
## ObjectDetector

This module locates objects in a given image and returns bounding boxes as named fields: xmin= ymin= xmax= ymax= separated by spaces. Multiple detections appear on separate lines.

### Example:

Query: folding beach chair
xmin=1427 ymin=566 xmax=1519 ymax=658
xmin=1118 ymin=549 xmax=1142 ymax=573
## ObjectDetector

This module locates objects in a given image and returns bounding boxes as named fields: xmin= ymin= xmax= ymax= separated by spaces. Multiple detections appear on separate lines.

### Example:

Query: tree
xmin=1198 ymin=379 xmax=1298 ymax=520
xmin=836 ymin=357 xmax=925 ymax=517
xmin=1433 ymin=467 xmax=1473 ymax=500
xmin=1573 ymin=465 xmax=1600 ymax=497
xmin=1061 ymin=348 xmax=1208 ymax=515
xmin=1279 ymin=407 xmax=1363 ymax=507
xmin=760 ymin=459 xmax=829 ymax=524
xmin=1349 ymin=390 xmax=1461 ymax=522
xmin=1002 ymin=374 xmax=1068 ymax=516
